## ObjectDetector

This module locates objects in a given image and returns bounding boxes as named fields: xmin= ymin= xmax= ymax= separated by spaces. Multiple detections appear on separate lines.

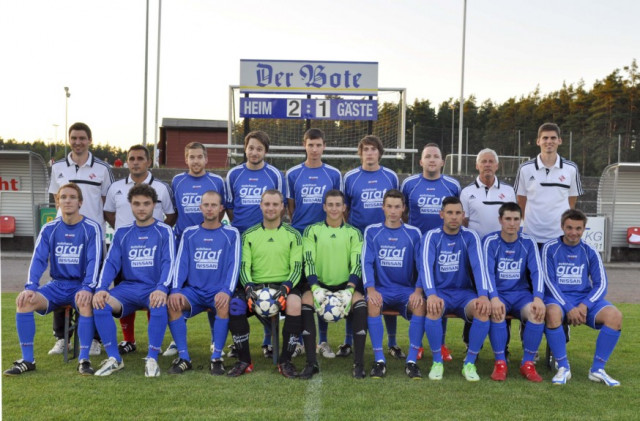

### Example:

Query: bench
xmin=62 ymin=305 xmax=80 ymax=363
xmin=0 ymin=215 xmax=15 ymax=238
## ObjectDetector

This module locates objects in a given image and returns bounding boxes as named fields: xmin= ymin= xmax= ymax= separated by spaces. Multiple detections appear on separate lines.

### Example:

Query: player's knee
xmin=604 ymin=307 xmax=623 ymax=330
xmin=491 ymin=314 xmax=505 ymax=323
xmin=229 ymin=297 xmax=247 ymax=316
xmin=301 ymin=291 xmax=313 ymax=306
xmin=545 ymin=305 xmax=562 ymax=328
xmin=409 ymin=301 xmax=425 ymax=316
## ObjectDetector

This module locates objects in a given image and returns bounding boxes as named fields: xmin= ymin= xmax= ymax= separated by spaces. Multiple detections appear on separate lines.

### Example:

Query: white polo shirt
xmin=49 ymin=152 xmax=114 ymax=228
xmin=460 ymin=176 xmax=516 ymax=239
xmin=104 ymin=172 xmax=176 ymax=230
xmin=514 ymin=154 xmax=582 ymax=243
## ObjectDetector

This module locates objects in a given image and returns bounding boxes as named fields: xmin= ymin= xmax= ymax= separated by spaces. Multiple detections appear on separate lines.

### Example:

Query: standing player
xmin=92 ymin=184 xmax=175 ymax=377
xmin=543 ymin=209 xmax=623 ymax=386
xmin=362 ymin=189 xmax=424 ymax=379
xmin=483 ymin=202 xmax=545 ymax=382
xmin=401 ymin=142 xmax=460 ymax=361
xmin=239 ymin=190 xmax=317 ymax=379
xmin=226 ymin=131 xmax=285 ymax=357
xmin=167 ymin=142 xmax=226 ymax=356
xmin=342 ymin=135 xmax=401 ymax=359
xmin=48 ymin=122 xmax=113 ymax=356
xmin=460 ymin=149 xmax=516 ymax=239
xmin=303 ymin=190 xmax=368 ymax=378
xmin=419 ymin=197 xmax=491 ymax=381
xmin=514 ymin=123 xmax=583 ymax=248
xmin=4 ymin=184 xmax=102 ymax=376
xmin=287 ymin=128 xmax=342 ymax=358
xmin=104 ymin=144 xmax=176 ymax=355
xmin=166 ymin=191 xmax=242 ymax=375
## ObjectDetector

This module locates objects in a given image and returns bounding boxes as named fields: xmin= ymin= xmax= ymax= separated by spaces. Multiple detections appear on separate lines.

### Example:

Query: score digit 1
xmin=315 ymin=100 xmax=330 ymax=118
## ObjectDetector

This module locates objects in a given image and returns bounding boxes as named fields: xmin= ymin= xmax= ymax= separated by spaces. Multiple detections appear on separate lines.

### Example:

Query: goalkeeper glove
xmin=245 ymin=284 xmax=258 ymax=312
xmin=311 ymin=284 xmax=327 ymax=310
xmin=342 ymin=286 xmax=355 ymax=316
xmin=273 ymin=284 xmax=290 ymax=311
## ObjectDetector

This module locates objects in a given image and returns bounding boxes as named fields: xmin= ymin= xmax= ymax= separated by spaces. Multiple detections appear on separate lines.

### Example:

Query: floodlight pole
xmin=64 ymin=87 xmax=70 ymax=157
xmin=450 ymin=103 xmax=455 ymax=173
xmin=142 ymin=0 xmax=149 ymax=146
xmin=457 ymin=0 xmax=467 ymax=175
xmin=153 ymin=0 xmax=162 ymax=166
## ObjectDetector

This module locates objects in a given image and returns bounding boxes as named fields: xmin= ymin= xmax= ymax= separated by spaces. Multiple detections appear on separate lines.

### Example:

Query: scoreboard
xmin=240 ymin=98 xmax=378 ymax=121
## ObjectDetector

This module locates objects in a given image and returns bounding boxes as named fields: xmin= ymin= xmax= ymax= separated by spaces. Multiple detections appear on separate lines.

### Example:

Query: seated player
xmin=362 ymin=189 xmax=425 ymax=379
xmin=166 ymin=191 xmax=242 ymax=375
xmin=92 ymin=184 xmax=175 ymax=377
xmin=420 ymin=196 xmax=491 ymax=381
xmin=543 ymin=209 xmax=623 ymax=386
xmin=483 ymin=202 xmax=545 ymax=382
xmin=4 ymin=184 xmax=102 ymax=376
xmin=239 ymin=189 xmax=318 ymax=379
xmin=302 ymin=190 xmax=368 ymax=378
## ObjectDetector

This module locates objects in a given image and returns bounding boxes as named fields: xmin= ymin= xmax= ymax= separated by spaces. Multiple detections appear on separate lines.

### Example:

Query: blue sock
xmin=94 ymin=305 xmax=121 ymax=361
xmin=384 ymin=314 xmax=398 ymax=347
xmin=317 ymin=314 xmax=328 ymax=343
xmin=207 ymin=310 xmax=216 ymax=344
xmin=368 ymin=315 xmax=385 ymax=362
xmin=16 ymin=312 xmax=36 ymax=363
xmin=168 ymin=318 xmax=190 ymax=361
xmin=521 ymin=321 xmax=544 ymax=364
xmin=465 ymin=318 xmax=490 ymax=365
xmin=212 ymin=316 xmax=229 ymax=360
xmin=147 ymin=306 xmax=168 ymax=360
xmin=344 ymin=317 xmax=353 ymax=346
xmin=592 ymin=325 xmax=621 ymax=371
xmin=545 ymin=326 xmax=569 ymax=369
xmin=262 ymin=325 xmax=271 ymax=346
xmin=424 ymin=318 xmax=443 ymax=363
xmin=489 ymin=320 xmax=507 ymax=361
xmin=407 ymin=316 xmax=425 ymax=363
xmin=441 ymin=317 xmax=448 ymax=343
xmin=78 ymin=315 xmax=95 ymax=361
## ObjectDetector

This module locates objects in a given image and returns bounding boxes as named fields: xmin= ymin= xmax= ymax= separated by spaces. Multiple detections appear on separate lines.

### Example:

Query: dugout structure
xmin=227 ymin=85 xmax=409 ymax=172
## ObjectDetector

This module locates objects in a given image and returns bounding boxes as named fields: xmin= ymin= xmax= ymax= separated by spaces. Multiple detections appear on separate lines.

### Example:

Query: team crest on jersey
xmin=89 ymin=173 xmax=97 ymax=180
xmin=379 ymin=246 xmax=405 ymax=267
xmin=438 ymin=251 xmax=461 ymax=272
xmin=194 ymin=248 xmax=222 ymax=270
xmin=128 ymin=245 xmax=157 ymax=267
xmin=498 ymin=258 xmax=523 ymax=280
xmin=559 ymin=175 xmax=566 ymax=182
xmin=556 ymin=263 xmax=584 ymax=285
xmin=55 ymin=243 xmax=83 ymax=264
xmin=498 ymin=193 xmax=505 ymax=200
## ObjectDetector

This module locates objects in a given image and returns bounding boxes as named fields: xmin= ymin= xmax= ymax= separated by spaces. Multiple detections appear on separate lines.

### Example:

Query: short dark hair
xmin=498 ymin=202 xmax=522 ymax=218
xmin=561 ymin=208 xmax=587 ymax=227
xmin=537 ymin=122 xmax=561 ymax=139
xmin=58 ymin=183 xmax=83 ymax=202
xmin=128 ymin=183 xmax=157 ymax=203
xmin=245 ymin=130 xmax=270 ymax=153
xmin=304 ymin=128 xmax=325 ymax=144
xmin=184 ymin=142 xmax=207 ymax=157
xmin=261 ymin=188 xmax=283 ymax=201
xmin=358 ymin=135 xmax=384 ymax=158
xmin=441 ymin=196 xmax=461 ymax=210
xmin=324 ymin=189 xmax=344 ymax=204
xmin=128 ymin=144 xmax=150 ymax=160
xmin=68 ymin=122 xmax=92 ymax=140
xmin=383 ymin=189 xmax=405 ymax=205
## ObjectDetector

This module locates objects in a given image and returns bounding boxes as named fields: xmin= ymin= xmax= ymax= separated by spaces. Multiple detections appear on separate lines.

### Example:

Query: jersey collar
xmin=65 ymin=151 xmax=95 ymax=168
xmin=126 ymin=172 xmax=154 ymax=185
xmin=474 ymin=176 xmax=500 ymax=189
xmin=534 ymin=154 xmax=562 ymax=171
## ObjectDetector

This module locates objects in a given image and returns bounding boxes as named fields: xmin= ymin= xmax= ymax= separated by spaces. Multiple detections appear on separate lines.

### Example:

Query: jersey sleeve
xmin=103 ymin=184 xmax=117 ymax=213
xmin=156 ymin=226 xmax=176 ymax=293
xmin=361 ymin=227 xmax=377 ymax=289
xmin=286 ymin=229 xmax=303 ymax=287
xmin=419 ymin=231 xmax=438 ymax=296
xmin=541 ymin=242 xmax=573 ymax=313
xmin=582 ymin=245 xmax=608 ymax=309
xmin=159 ymin=182 xmax=176 ymax=215
xmin=48 ymin=167 xmax=61 ymax=195
xmin=81 ymin=222 xmax=102 ymax=292
xmin=514 ymin=165 xmax=526 ymax=196
xmin=525 ymin=237 xmax=545 ymax=299
xmin=467 ymin=231 xmax=489 ymax=297
xmin=26 ymin=226 xmax=51 ymax=290
xmin=482 ymin=237 xmax=499 ymax=299
xmin=224 ymin=172 xmax=235 ymax=210
xmin=239 ymin=232 xmax=253 ymax=286
xmin=171 ymin=234 xmax=189 ymax=292
xmin=286 ymin=169 xmax=295 ymax=200
xmin=348 ymin=227 xmax=363 ymax=285
xmin=223 ymin=228 xmax=241 ymax=295
xmin=302 ymin=225 xmax=319 ymax=284
xmin=97 ymin=230 xmax=123 ymax=291
xmin=101 ymin=166 xmax=114 ymax=197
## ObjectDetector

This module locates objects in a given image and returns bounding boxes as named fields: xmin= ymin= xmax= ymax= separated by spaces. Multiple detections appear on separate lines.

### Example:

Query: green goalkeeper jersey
xmin=303 ymin=221 xmax=363 ymax=287
xmin=240 ymin=222 xmax=302 ymax=287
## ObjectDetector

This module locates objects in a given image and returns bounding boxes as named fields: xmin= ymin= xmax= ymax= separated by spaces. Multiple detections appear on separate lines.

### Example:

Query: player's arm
xmin=517 ymin=195 xmax=527 ymax=221
xmin=156 ymin=227 xmax=176 ymax=294
xmin=25 ymin=227 xmax=51 ymax=291
xmin=287 ymin=198 xmax=295 ymax=222
xmin=526 ymin=238 xmax=545 ymax=300
xmin=96 ymin=231 xmax=123 ymax=292
xmin=541 ymin=244 xmax=572 ymax=314
xmin=582 ymin=246 xmax=608 ymax=310
xmin=568 ymin=196 xmax=577 ymax=209
xmin=104 ymin=211 xmax=116 ymax=229
xmin=239 ymin=233 xmax=253 ymax=287
xmin=483 ymin=238 xmax=500 ymax=300
xmin=171 ymin=235 xmax=189 ymax=293
xmin=163 ymin=213 xmax=177 ymax=226
xmin=361 ymin=227 xmax=377 ymax=290
xmin=286 ymin=230 xmax=303 ymax=288
xmin=468 ymin=232 xmax=490 ymax=298
xmin=81 ymin=223 xmax=103 ymax=292
xmin=302 ymin=225 xmax=318 ymax=283
xmin=223 ymin=229 xmax=241 ymax=296
xmin=348 ymin=227 xmax=364 ymax=286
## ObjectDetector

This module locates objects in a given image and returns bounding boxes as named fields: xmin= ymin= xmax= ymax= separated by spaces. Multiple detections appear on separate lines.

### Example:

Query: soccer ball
xmin=254 ymin=288 xmax=279 ymax=318
xmin=319 ymin=293 xmax=345 ymax=323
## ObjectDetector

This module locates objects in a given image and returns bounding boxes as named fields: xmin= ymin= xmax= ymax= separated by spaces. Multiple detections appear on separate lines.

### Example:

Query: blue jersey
xmin=97 ymin=220 xmax=175 ymax=293
xmin=172 ymin=224 xmax=241 ymax=296
xmin=419 ymin=227 xmax=489 ymax=297
xmin=286 ymin=163 xmax=342 ymax=233
xmin=401 ymin=174 xmax=461 ymax=234
xmin=26 ymin=216 xmax=102 ymax=293
xmin=172 ymin=172 xmax=226 ymax=237
xmin=344 ymin=166 xmax=398 ymax=232
xmin=542 ymin=237 xmax=608 ymax=313
xmin=225 ymin=163 xmax=285 ymax=234
xmin=361 ymin=223 xmax=422 ymax=291
xmin=482 ymin=232 xmax=544 ymax=300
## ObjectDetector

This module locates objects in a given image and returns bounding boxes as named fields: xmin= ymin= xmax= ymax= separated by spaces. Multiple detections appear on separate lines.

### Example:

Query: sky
xmin=1 ymin=0 xmax=638 ymax=150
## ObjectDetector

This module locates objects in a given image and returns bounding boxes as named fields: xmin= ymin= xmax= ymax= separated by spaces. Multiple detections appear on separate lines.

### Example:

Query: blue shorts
xmin=544 ymin=296 xmax=613 ymax=329
xmin=376 ymin=287 xmax=416 ymax=319
xmin=109 ymin=281 xmax=159 ymax=318
xmin=437 ymin=288 xmax=479 ymax=322
xmin=179 ymin=287 xmax=222 ymax=319
xmin=497 ymin=290 xmax=533 ymax=320
xmin=35 ymin=280 xmax=83 ymax=315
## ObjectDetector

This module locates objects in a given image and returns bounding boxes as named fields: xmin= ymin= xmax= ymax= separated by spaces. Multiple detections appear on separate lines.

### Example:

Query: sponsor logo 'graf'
xmin=55 ymin=243 xmax=84 ymax=264
xmin=438 ymin=251 xmax=461 ymax=272
xmin=379 ymin=246 xmax=406 ymax=267
xmin=128 ymin=245 xmax=157 ymax=267
xmin=497 ymin=258 xmax=523 ymax=280
xmin=557 ymin=263 xmax=585 ymax=285
xmin=194 ymin=248 xmax=222 ymax=270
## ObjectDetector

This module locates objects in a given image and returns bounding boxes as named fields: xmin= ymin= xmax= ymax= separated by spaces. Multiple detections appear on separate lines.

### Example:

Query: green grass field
xmin=2 ymin=293 xmax=638 ymax=420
